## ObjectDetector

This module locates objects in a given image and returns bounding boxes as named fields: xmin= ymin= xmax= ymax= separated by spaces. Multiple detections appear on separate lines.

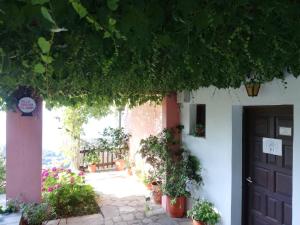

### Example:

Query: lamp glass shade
xmin=245 ymin=83 xmax=261 ymax=97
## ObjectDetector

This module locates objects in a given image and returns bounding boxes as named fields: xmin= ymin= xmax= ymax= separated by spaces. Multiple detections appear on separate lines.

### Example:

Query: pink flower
xmin=54 ymin=184 xmax=61 ymax=189
xmin=43 ymin=172 xmax=49 ymax=177
xmin=78 ymin=171 xmax=84 ymax=176
xmin=48 ymin=187 xmax=53 ymax=192
xmin=52 ymin=167 xmax=57 ymax=172
xmin=67 ymin=169 xmax=72 ymax=173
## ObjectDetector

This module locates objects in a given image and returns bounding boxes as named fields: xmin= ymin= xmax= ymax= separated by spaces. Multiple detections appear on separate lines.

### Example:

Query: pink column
xmin=161 ymin=92 xmax=180 ymax=210
xmin=162 ymin=92 xmax=180 ymax=129
xmin=6 ymin=100 xmax=42 ymax=203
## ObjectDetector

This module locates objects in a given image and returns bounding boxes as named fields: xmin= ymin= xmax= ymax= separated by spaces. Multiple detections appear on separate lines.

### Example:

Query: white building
xmin=178 ymin=75 xmax=300 ymax=225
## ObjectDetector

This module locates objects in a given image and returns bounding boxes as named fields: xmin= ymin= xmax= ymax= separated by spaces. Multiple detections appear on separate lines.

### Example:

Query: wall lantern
xmin=245 ymin=82 xmax=261 ymax=97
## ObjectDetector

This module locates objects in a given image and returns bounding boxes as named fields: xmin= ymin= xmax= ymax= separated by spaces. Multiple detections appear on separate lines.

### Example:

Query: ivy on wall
xmin=0 ymin=0 xmax=300 ymax=109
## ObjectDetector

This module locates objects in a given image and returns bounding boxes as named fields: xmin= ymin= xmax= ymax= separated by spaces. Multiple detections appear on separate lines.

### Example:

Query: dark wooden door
xmin=244 ymin=106 xmax=293 ymax=225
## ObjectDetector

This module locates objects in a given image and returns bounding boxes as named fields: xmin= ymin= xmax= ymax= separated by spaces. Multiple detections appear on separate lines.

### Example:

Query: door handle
xmin=246 ymin=177 xmax=253 ymax=184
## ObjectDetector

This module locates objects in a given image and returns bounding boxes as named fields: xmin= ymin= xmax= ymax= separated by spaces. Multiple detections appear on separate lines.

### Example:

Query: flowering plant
xmin=42 ymin=167 xmax=84 ymax=194
xmin=187 ymin=200 xmax=220 ymax=225
xmin=42 ymin=168 xmax=99 ymax=218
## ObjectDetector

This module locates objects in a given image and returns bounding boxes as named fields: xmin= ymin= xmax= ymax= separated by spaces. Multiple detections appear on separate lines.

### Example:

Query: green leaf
xmin=41 ymin=6 xmax=56 ymax=25
xmin=107 ymin=0 xmax=119 ymax=11
xmin=41 ymin=55 xmax=53 ymax=64
xmin=103 ymin=31 xmax=111 ymax=38
xmin=70 ymin=0 xmax=88 ymax=18
xmin=38 ymin=37 xmax=51 ymax=54
xmin=34 ymin=63 xmax=46 ymax=74
xmin=108 ymin=18 xmax=116 ymax=26
xmin=31 ymin=0 xmax=49 ymax=5
xmin=51 ymin=27 xmax=68 ymax=33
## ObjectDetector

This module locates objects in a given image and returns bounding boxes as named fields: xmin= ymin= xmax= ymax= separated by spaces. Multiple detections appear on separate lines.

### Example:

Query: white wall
xmin=179 ymin=76 xmax=300 ymax=225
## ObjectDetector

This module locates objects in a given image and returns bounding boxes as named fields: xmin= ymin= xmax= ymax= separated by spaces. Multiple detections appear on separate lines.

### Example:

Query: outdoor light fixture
xmin=245 ymin=83 xmax=261 ymax=97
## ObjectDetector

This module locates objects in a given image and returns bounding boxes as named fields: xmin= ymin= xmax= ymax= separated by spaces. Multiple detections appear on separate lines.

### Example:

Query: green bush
xmin=0 ymin=154 xmax=5 ymax=194
xmin=187 ymin=200 xmax=220 ymax=225
xmin=22 ymin=203 xmax=56 ymax=225
xmin=100 ymin=127 xmax=130 ymax=159
xmin=85 ymin=151 xmax=100 ymax=165
xmin=42 ymin=168 xmax=100 ymax=218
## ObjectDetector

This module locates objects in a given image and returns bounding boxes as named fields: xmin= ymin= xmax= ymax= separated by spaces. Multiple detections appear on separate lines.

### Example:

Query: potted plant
xmin=187 ymin=200 xmax=220 ymax=225
xmin=101 ymin=127 xmax=130 ymax=171
xmin=139 ymin=130 xmax=170 ymax=203
xmin=142 ymin=174 xmax=154 ymax=190
xmin=163 ymin=150 xmax=203 ymax=218
xmin=85 ymin=151 xmax=99 ymax=173
xmin=125 ymin=158 xmax=134 ymax=176
xmin=194 ymin=123 xmax=205 ymax=137
xmin=162 ymin=161 xmax=190 ymax=218
xmin=151 ymin=180 xmax=162 ymax=204
xmin=139 ymin=127 xmax=203 ymax=212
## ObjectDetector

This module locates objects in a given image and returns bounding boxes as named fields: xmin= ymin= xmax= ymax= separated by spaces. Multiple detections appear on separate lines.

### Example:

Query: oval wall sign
xmin=18 ymin=97 xmax=37 ymax=114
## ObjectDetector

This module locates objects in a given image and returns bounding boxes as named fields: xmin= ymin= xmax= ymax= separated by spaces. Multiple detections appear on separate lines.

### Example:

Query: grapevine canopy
xmin=0 ymin=0 xmax=300 ymax=109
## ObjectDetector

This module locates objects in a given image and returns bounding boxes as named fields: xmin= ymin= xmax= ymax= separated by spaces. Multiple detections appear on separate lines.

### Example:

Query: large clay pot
xmin=88 ymin=164 xmax=97 ymax=173
xmin=151 ymin=181 xmax=162 ymax=204
xmin=166 ymin=196 xmax=186 ymax=218
xmin=145 ymin=183 xmax=152 ymax=190
xmin=115 ymin=159 xmax=125 ymax=171
xmin=152 ymin=190 xmax=162 ymax=204
xmin=192 ymin=220 xmax=206 ymax=225
xmin=126 ymin=168 xmax=133 ymax=176
xmin=151 ymin=181 xmax=161 ymax=192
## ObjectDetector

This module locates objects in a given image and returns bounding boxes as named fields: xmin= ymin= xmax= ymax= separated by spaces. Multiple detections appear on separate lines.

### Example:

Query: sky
xmin=0 ymin=104 xmax=121 ymax=152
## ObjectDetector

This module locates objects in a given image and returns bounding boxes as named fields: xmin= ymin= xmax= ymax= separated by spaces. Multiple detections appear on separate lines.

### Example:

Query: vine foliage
xmin=0 ymin=0 xmax=300 ymax=109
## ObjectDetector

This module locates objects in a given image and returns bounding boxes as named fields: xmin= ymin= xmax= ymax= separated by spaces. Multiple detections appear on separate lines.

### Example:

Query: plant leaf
xmin=108 ymin=18 xmax=116 ymax=26
xmin=70 ymin=0 xmax=88 ymax=18
xmin=51 ymin=27 xmax=68 ymax=33
xmin=38 ymin=37 xmax=51 ymax=54
xmin=107 ymin=0 xmax=119 ymax=11
xmin=41 ymin=6 xmax=56 ymax=25
xmin=41 ymin=55 xmax=53 ymax=64
xmin=31 ymin=0 xmax=49 ymax=5
xmin=103 ymin=31 xmax=111 ymax=38
xmin=34 ymin=63 xmax=46 ymax=74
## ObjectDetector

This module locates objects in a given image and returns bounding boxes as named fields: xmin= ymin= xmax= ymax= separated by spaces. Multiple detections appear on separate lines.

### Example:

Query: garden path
xmin=48 ymin=170 xmax=192 ymax=225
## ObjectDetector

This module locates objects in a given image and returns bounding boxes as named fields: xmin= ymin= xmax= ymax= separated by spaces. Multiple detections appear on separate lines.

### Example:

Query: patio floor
xmin=48 ymin=170 xmax=191 ymax=225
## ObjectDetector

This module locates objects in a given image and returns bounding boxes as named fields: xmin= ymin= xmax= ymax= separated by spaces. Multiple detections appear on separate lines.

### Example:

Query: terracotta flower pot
xmin=115 ymin=159 xmax=126 ymax=171
xmin=126 ymin=168 xmax=132 ymax=176
xmin=192 ymin=220 xmax=206 ymax=225
xmin=151 ymin=181 xmax=161 ymax=192
xmin=166 ymin=196 xmax=186 ymax=218
xmin=152 ymin=190 xmax=162 ymax=204
xmin=145 ymin=183 xmax=152 ymax=190
xmin=88 ymin=164 xmax=97 ymax=173
xmin=151 ymin=181 xmax=162 ymax=204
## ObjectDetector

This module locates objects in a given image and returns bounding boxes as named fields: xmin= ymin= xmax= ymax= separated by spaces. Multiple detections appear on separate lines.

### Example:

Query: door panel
xmin=244 ymin=106 xmax=293 ymax=225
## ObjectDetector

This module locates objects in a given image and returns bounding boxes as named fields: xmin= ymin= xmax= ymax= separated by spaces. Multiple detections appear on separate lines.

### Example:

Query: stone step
xmin=0 ymin=213 xmax=22 ymax=225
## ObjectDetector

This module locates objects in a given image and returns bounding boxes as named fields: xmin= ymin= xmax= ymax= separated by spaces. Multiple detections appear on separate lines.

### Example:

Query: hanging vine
xmin=0 ymin=0 xmax=299 ymax=109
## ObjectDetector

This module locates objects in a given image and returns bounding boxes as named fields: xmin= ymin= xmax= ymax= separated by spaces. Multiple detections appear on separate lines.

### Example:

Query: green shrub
xmin=42 ymin=168 xmax=100 ymax=218
xmin=85 ymin=151 xmax=100 ymax=165
xmin=0 ymin=154 xmax=5 ymax=194
xmin=187 ymin=200 xmax=220 ymax=225
xmin=22 ymin=203 xmax=56 ymax=225
xmin=100 ymin=127 xmax=130 ymax=159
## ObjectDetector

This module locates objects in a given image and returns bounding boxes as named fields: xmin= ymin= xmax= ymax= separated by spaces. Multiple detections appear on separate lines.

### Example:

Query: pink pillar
xmin=162 ymin=93 xmax=180 ymax=129
xmin=6 ymin=100 xmax=42 ymax=203
xmin=161 ymin=92 xmax=180 ymax=210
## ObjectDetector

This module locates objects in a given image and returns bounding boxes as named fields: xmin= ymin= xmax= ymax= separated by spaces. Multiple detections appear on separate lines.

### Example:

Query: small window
xmin=190 ymin=104 xmax=206 ymax=137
